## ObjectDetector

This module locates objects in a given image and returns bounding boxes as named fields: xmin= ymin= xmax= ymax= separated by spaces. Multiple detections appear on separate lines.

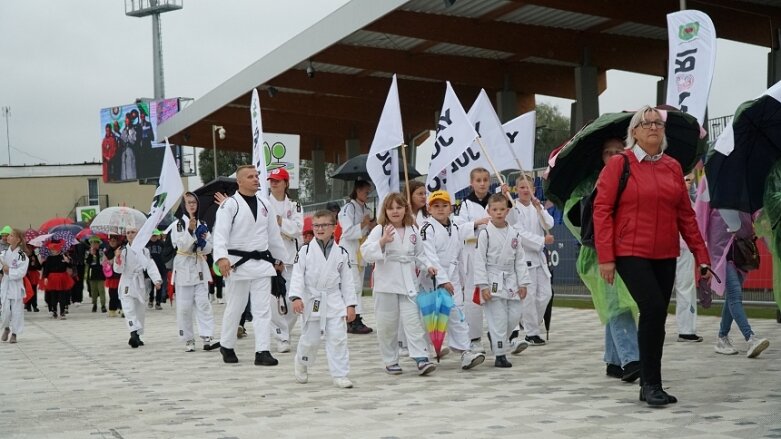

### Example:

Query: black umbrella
xmin=545 ymin=109 xmax=704 ymax=208
xmin=705 ymin=94 xmax=781 ymax=214
xmin=49 ymin=224 xmax=84 ymax=236
xmin=543 ymin=247 xmax=554 ymax=340
xmin=330 ymin=153 xmax=421 ymax=181
xmin=191 ymin=177 xmax=238 ymax=229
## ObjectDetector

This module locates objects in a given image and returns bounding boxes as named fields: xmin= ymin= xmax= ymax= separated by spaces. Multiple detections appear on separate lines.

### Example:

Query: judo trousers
xmin=674 ymin=249 xmax=697 ymax=335
xmin=296 ymin=317 xmax=350 ymax=378
xmin=120 ymin=294 xmax=146 ymax=335
xmin=484 ymin=298 xmax=523 ymax=356
xmin=374 ymin=292 xmax=429 ymax=366
xmin=0 ymin=298 xmax=24 ymax=335
xmin=521 ymin=266 xmax=552 ymax=337
xmin=176 ymin=283 xmax=215 ymax=341
xmin=220 ymin=276 xmax=272 ymax=352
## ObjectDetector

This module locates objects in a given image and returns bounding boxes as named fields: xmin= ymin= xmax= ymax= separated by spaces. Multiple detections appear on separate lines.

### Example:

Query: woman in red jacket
xmin=593 ymin=106 xmax=711 ymax=407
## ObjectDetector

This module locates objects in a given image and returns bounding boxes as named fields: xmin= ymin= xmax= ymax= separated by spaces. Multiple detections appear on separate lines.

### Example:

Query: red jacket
xmin=593 ymin=151 xmax=710 ymax=266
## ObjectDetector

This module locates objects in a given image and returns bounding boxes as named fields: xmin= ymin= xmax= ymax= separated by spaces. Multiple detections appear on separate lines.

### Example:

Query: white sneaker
xmin=510 ymin=339 xmax=530 ymax=355
xmin=460 ymin=350 xmax=485 ymax=370
xmin=714 ymin=336 xmax=738 ymax=355
xmin=218 ymin=298 xmax=225 ymax=305
xmin=208 ymin=294 xmax=215 ymax=303
xmin=333 ymin=377 xmax=353 ymax=388
xmin=277 ymin=340 xmax=291 ymax=353
xmin=469 ymin=340 xmax=486 ymax=354
xmin=294 ymin=361 xmax=308 ymax=384
xmin=747 ymin=335 xmax=769 ymax=358
xmin=184 ymin=340 xmax=196 ymax=352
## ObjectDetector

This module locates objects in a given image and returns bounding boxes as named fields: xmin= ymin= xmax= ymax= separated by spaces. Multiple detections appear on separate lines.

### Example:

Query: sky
xmin=0 ymin=0 xmax=772 ymax=166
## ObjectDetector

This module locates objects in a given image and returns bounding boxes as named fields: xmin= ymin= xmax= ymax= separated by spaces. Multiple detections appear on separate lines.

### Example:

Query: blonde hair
xmin=8 ymin=228 xmax=28 ymax=255
xmin=515 ymin=173 xmax=534 ymax=186
xmin=377 ymin=192 xmax=415 ymax=227
xmin=626 ymin=105 xmax=668 ymax=151
xmin=470 ymin=167 xmax=490 ymax=181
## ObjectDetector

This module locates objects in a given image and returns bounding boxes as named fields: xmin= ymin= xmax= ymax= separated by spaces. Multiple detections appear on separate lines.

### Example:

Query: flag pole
xmin=475 ymin=137 xmax=505 ymax=185
xmin=400 ymin=143 xmax=411 ymax=204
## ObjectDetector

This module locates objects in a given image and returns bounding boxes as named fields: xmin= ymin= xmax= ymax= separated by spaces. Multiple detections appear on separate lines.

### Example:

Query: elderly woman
xmin=593 ymin=105 xmax=711 ymax=407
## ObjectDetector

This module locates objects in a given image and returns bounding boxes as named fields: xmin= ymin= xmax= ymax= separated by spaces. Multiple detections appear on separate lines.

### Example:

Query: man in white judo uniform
xmin=213 ymin=165 xmax=288 ymax=366
xmin=289 ymin=210 xmax=356 ymax=388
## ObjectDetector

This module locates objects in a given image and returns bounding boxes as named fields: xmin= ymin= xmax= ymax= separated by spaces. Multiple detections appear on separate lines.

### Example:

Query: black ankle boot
xmin=640 ymin=384 xmax=669 ymax=406
xmin=128 ymin=330 xmax=141 ymax=349
xmin=255 ymin=350 xmax=279 ymax=366
xmin=220 ymin=347 xmax=239 ymax=363
xmin=494 ymin=355 xmax=512 ymax=368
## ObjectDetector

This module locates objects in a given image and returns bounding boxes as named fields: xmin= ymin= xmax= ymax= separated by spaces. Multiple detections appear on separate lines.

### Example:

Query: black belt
xmin=227 ymin=249 xmax=275 ymax=269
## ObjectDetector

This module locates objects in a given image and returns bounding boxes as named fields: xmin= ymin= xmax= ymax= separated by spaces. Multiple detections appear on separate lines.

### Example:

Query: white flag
xmin=132 ymin=139 xmax=184 ymax=252
xmin=502 ymin=110 xmax=536 ymax=171
xmin=665 ymin=10 xmax=716 ymax=126
xmin=251 ymin=88 xmax=269 ymax=197
xmin=426 ymin=81 xmax=478 ymax=195
xmin=367 ymin=74 xmax=404 ymax=205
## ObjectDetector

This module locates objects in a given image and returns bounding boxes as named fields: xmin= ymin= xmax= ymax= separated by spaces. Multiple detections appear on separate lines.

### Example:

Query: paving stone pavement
xmin=1 ymin=297 xmax=780 ymax=439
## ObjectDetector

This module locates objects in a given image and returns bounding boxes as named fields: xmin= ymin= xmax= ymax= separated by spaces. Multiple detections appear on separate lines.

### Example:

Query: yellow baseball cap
xmin=427 ymin=190 xmax=451 ymax=205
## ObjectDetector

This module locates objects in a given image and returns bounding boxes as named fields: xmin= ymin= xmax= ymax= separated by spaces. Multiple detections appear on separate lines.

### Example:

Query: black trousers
xmin=209 ymin=277 xmax=223 ymax=299
xmin=108 ymin=288 xmax=121 ymax=311
xmin=615 ymin=256 xmax=676 ymax=386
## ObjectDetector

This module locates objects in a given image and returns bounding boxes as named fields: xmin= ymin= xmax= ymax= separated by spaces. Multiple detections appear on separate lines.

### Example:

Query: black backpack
xmin=579 ymin=153 xmax=631 ymax=248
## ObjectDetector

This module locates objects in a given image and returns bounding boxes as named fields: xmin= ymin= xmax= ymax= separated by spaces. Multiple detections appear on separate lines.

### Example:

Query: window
xmin=88 ymin=178 xmax=99 ymax=205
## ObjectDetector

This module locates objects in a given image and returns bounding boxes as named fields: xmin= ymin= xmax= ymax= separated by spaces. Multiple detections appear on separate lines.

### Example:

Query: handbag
xmin=731 ymin=236 xmax=760 ymax=272
xmin=102 ymin=260 xmax=114 ymax=278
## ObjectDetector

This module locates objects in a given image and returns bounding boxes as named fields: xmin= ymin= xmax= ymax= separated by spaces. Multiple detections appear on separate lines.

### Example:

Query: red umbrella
xmin=39 ymin=217 xmax=73 ymax=233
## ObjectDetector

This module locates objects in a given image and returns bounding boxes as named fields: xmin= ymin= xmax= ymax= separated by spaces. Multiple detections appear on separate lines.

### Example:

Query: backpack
xmin=731 ymin=236 xmax=760 ymax=272
xmin=580 ymin=153 xmax=631 ymax=248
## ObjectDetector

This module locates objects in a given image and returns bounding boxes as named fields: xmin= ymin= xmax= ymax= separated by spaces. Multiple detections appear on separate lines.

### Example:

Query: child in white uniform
xmin=421 ymin=190 xmax=485 ymax=369
xmin=114 ymin=228 xmax=162 ymax=348
xmin=0 ymin=229 xmax=29 ymax=344
xmin=475 ymin=194 xmax=531 ymax=367
xmin=361 ymin=192 xmax=437 ymax=376
xmin=338 ymin=180 xmax=374 ymax=334
xmin=290 ymin=210 xmax=356 ymax=388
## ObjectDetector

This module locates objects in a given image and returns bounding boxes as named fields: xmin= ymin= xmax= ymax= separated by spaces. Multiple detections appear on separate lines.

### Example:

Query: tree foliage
xmin=534 ymin=102 xmax=571 ymax=169
xmin=198 ymin=148 xmax=251 ymax=182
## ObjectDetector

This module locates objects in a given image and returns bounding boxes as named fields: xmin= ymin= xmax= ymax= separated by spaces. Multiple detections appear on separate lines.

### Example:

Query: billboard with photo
xmin=263 ymin=133 xmax=300 ymax=189
xmin=100 ymin=98 xmax=180 ymax=182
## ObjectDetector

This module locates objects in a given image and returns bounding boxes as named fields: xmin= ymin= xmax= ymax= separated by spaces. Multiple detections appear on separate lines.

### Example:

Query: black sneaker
xmin=606 ymin=363 xmax=623 ymax=379
xmin=494 ymin=355 xmax=512 ymax=368
xmin=677 ymin=334 xmax=704 ymax=342
xmin=220 ymin=347 xmax=239 ymax=363
xmin=128 ymin=331 xmax=141 ymax=349
xmin=525 ymin=335 xmax=547 ymax=346
xmin=254 ymin=351 xmax=279 ymax=366
xmin=92 ymin=304 xmax=98 ymax=313
xmin=621 ymin=361 xmax=641 ymax=383
xmin=101 ymin=306 xmax=107 ymax=313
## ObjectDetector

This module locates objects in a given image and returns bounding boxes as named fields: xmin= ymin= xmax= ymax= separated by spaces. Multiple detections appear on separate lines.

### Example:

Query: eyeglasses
xmin=639 ymin=121 xmax=665 ymax=129
xmin=312 ymin=223 xmax=335 ymax=229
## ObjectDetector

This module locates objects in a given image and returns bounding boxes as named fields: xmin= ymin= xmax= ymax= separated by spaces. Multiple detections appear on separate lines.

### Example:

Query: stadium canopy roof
xmin=158 ymin=0 xmax=781 ymax=162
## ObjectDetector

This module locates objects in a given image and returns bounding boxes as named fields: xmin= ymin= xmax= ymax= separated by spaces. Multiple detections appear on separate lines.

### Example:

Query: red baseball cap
xmin=268 ymin=168 xmax=289 ymax=181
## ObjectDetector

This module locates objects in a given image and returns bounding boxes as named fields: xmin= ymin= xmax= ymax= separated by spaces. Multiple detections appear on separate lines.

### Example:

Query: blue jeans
xmin=719 ymin=262 xmax=754 ymax=341
xmin=604 ymin=310 xmax=640 ymax=367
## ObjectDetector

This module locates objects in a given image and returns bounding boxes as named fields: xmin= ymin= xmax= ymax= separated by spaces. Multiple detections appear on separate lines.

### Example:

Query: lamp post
xmin=212 ymin=125 xmax=225 ymax=179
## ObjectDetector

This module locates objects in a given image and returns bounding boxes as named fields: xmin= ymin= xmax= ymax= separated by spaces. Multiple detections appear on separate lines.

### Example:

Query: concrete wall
xmin=0 ymin=176 xmax=157 ymax=229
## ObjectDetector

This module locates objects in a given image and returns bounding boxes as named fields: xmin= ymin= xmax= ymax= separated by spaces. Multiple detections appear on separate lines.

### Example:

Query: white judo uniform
xmin=338 ymin=199 xmax=372 ymax=315
xmin=0 ymin=247 xmax=29 ymax=336
xmin=361 ymin=225 xmax=432 ymax=365
xmin=289 ymin=239 xmax=356 ymax=378
xmin=474 ymin=222 xmax=531 ymax=356
xmin=171 ymin=216 xmax=216 ymax=343
xmin=213 ymin=193 xmax=288 ymax=353
xmin=453 ymin=198 xmax=488 ymax=341
xmin=420 ymin=218 xmax=473 ymax=352
xmin=114 ymin=246 xmax=162 ymax=335
xmin=511 ymin=202 xmax=554 ymax=338
xmin=674 ymin=237 xmax=698 ymax=335
xmin=268 ymin=195 xmax=303 ymax=343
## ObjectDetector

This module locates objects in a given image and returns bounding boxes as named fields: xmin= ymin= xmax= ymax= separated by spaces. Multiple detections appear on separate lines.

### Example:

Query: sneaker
xmin=218 ymin=298 xmax=225 ymax=304
xmin=621 ymin=361 xmax=641 ymax=382
xmin=715 ymin=336 xmax=739 ymax=355
xmin=494 ymin=355 xmax=512 ymax=368
xmin=1 ymin=327 xmax=9 ymax=342
xmin=237 ymin=326 xmax=247 ymax=338
xmin=9 ymin=334 xmax=16 ymax=344
xmin=333 ymin=377 xmax=353 ymax=388
xmin=59 ymin=315 xmax=67 ymax=320
xmin=147 ymin=302 xmax=154 ymax=309
xmin=347 ymin=315 xmax=373 ymax=334
xmin=101 ymin=306 xmax=107 ymax=313
xmin=185 ymin=340 xmax=196 ymax=352
xmin=385 ymin=364 xmax=403 ymax=375
xmin=461 ymin=351 xmax=486 ymax=370
xmin=277 ymin=340 xmax=291 ymax=353
xmin=202 ymin=337 xmax=220 ymax=351
xmin=254 ymin=350 xmax=279 ymax=366
xmin=525 ymin=335 xmax=546 ymax=346
xmin=606 ymin=363 xmax=623 ymax=379
xmin=746 ymin=335 xmax=769 ymax=358
xmin=510 ymin=339 xmax=530 ymax=355
xmin=294 ymin=361 xmax=308 ymax=384
xmin=678 ymin=334 xmax=704 ymax=342
xmin=416 ymin=361 xmax=436 ymax=376
xmin=92 ymin=304 xmax=97 ymax=313
xmin=220 ymin=347 xmax=239 ymax=363
xmin=469 ymin=339 xmax=486 ymax=354
xmin=52 ymin=312 xmax=58 ymax=319
xmin=33 ymin=308 xmax=39 ymax=312
xmin=155 ymin=304 xmax=163 ymax=310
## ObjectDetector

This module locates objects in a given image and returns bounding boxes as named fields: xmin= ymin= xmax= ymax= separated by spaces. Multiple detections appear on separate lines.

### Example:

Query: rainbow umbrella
xmin=416 ymin=286 xmax=454 ymax=362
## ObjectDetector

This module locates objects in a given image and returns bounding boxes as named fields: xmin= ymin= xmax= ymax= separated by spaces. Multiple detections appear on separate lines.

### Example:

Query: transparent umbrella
xmin=90 ymin=206 xmax=147 ymax=235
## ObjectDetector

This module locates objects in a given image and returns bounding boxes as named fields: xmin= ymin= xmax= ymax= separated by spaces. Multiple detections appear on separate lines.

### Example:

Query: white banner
xmin=251 ymin=88 xmax=269 ymax=197
xmin=367 ymin=74 xmax=404 ymax=205
xmin=426 ymin=81 xmax=478 ymax=196
xmin=132 ymin=139 xmax=184 ymax=252
xmin=665 ymin=10 xmax=717 ymax=126
xmin=263 ymin=133 xmax=301 ymax=189
xmin=445 ymin=90 xmax=513 ymax=195
xmin=502 ymin=110 xmax=536 ymax=171
xmin=715 ymin=79 xmax=781 ymax=155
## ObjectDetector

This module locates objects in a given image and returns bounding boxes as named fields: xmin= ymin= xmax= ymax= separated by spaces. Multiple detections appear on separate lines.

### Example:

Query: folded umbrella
xmin=416 ymin=283 xmax=454 ymax=362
